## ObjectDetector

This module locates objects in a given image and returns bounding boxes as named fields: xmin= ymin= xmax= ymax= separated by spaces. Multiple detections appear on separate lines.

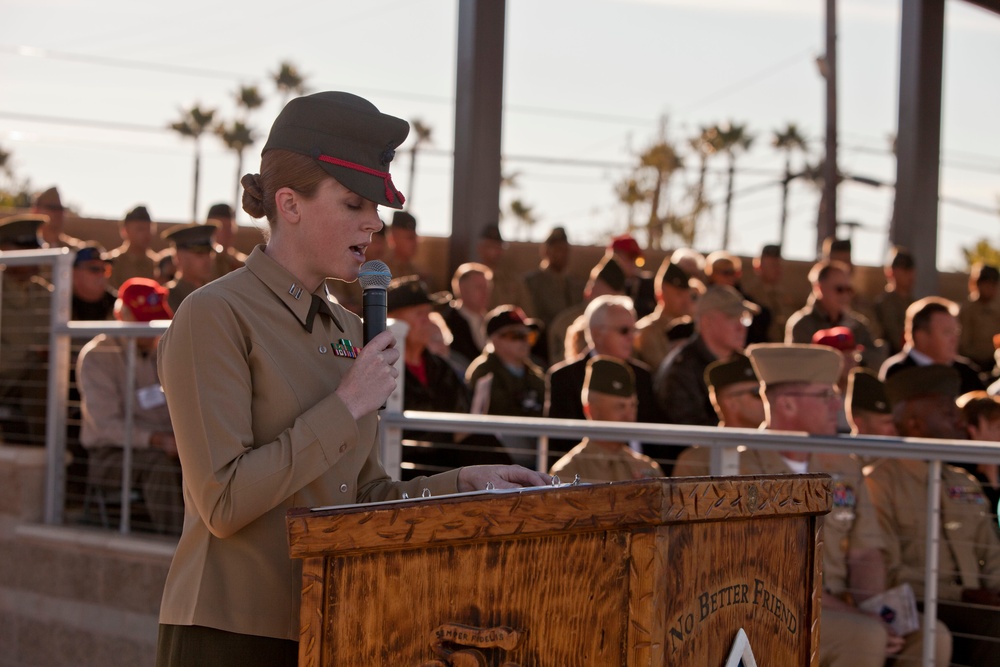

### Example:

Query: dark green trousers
xmin=156 ymin=624 xmax=298 ymax=667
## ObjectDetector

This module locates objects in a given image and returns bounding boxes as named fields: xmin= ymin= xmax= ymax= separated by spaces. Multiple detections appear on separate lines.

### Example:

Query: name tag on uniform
xmin=137 ymin=383 xmax=166 ymax=410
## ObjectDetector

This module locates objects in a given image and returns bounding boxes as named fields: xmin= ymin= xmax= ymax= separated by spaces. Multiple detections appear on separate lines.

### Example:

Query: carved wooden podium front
xmin=286 ymin=474 xmax=830 ymax=666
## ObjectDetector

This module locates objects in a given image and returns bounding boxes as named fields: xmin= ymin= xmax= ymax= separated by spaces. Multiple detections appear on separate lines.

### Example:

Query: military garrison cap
xmin=386 ymin=275 xmax=450 ymax=312
xmin=162 ymin=222 xmax=217 ymax=252
xmin=847 ymin=368 xmax=891 ymax=415
xmin=124 ymin=205 xmax=151 ymax=223
xmin=584 ymin=355 xmax=636 ymax=398
xmin=747 ymin=343 xmax=841 ymax=388
xmin=657 ymin=261 xmax=691 ymax=290
xmin=704 ymin=353 xmax=758 ymax=392
xmin=206 ymin=203 xmax=234 ymax=220
xmin=33 ymin=187 xmax=63 ymax=211
xmin=760 ymin=244 xmax=782 ymax=259
xmin=391 ymin=210 xmax=416 ymax=231
xmin=0 ymin=214 xmax=45 ymax=248
xmin=884 ymin=365 xmax=961 ymax=404
xmin=480 ymin=222 xmax=504 ymax=244
xmin=262 ymin=92 xmax=409 ymax=209
xmin=593 ymin=257 xmax=626 ymax=292
xmin=544 ymin=227 xmax=569 ymax=244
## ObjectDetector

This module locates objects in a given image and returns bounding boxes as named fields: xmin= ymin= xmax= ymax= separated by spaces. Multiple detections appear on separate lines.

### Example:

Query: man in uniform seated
xmin=77 ymin=278 xmax=182 ymax=534
xmin=867 ymin=366 xmax=1000 ymax=665
xmin=549 ymin=356 xmax=663 ymax=483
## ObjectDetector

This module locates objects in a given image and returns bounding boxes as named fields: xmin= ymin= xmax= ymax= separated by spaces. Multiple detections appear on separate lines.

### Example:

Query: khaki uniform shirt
xmin=77 ymin=335 xmax=171 ymax=449
xmin=634 ymin=310 xmax=688 ymax=370
xmin=865 ymin=458 xmax=1000 ymax=601
xmin=958 ymin=297 xmax=1000 ymax=370
xmin=0 ymin=276 xmax=51 ymax=391
xmin=488 ymin=264 xmax=533 ymax=314
xmin=165 ymin=277 xmax=199 ymax=314
xmin=523 ymin=266 xmax=582 ymax=328
xmin=157 ymin=245 xmax=460 ymax=641
xmin=743 ymin=280 xmax=800 ymax=343
xmin=676 ymin=447 xmax=880 ymax=595
xmin=107 ymin=245 xmax=159 ymax=288
xmin=549 ymin=439 xmax=664 ymax=483
xmin=212 ymin=246 xmax=247 ymax=280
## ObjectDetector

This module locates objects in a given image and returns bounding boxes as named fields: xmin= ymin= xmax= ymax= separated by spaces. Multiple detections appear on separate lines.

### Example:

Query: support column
xmin=892 ymin=0 xmax=945 ymax=297
xmin=450 ymin=0 xmax=506 ymax=276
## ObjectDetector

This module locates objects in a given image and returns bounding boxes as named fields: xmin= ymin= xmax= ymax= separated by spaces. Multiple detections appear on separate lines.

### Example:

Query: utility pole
xmin=817 ymin=0 xmax=839 ymax=256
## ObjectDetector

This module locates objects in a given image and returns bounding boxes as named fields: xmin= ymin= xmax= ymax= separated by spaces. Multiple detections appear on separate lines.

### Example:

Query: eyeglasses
xmin=782 ymin=389 xmax=840 ymax=401
xmin=76 ymin=264 xmax=112 ymax=277
xmin=498 ymin=330 xmax=538 ymax=344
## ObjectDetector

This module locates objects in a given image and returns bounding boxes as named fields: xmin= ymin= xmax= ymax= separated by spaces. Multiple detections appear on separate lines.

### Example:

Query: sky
xmin=2 ymin=0 xmax=998 ymax=271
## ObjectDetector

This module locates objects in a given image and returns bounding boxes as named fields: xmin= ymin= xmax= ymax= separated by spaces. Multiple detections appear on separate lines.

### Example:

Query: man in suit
xmin=879 ymin=296 xmax=985 ymax=395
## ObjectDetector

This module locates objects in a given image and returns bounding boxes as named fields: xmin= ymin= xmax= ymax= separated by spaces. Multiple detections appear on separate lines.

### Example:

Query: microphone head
xmin=358 ymin=260 xmax=392 ymax=290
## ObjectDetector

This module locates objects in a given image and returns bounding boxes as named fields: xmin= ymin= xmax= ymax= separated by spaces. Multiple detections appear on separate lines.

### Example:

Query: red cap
xmin=812 ymin=326 xmax=860 ymax=351
xmin=610 ymin=234 xmax=642 ymax=259
xmin=118 ymin=278 xmax=173 ymax=322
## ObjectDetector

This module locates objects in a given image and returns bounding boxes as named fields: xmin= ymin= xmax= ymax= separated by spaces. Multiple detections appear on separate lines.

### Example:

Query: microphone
xmin=358 ymin=260 xmax=392 ymax=345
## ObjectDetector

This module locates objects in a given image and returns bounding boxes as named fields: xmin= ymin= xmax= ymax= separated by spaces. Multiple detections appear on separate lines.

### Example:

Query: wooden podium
xmin=286 ymin=474 xmax=830 ymax=666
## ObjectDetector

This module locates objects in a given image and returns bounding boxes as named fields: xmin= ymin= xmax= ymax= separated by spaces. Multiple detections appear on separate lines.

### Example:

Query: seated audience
xmin=441 ymin=262 xmax=493 ymax=366
xmin=872 ymin=247 xmax=915 ymax=357
xmin=654 ymin=286 xmax=758 ymax=427
xmin=549 ymin=356 xmax=663 ymax=483
xmin=742 ymin=243 xmax=798 ymax=343
xmin=608 ymin=234 xmax=656 ymax=319
xmin=548 ymin=255 xmax=626 ymax=365
xmin=959 ymin=263 xmax=1000 ymax=377
xmin=634 ymin=260 xmax=696 ymax=370
xmin=811 ymin=326 xmax=863 ymax=434
xmin=71 ymin=243 xmax=117 ymax=321
xmin=206 ymin=202 xmax=248 ymax=279
xmin=76 ymin=278 xmax=182 ymax=534
xmin=477 ymin=223 xmax=531 ymax=312
xmin=161 ymin=223 xmax=218 ymax=312
xmin=845 ymin=368 xmax=897 ymax=438
xmin=879 ymin=296 xmax=985 ymax=395
xmin=867 ymin=365 xmax=997 ymax=666
xmin=957 ymin=391 xmax=1000 ymax=520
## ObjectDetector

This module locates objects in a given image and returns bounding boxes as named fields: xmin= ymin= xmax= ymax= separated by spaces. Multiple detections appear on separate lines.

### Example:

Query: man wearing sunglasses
xmin=786 ymin=260 xmax=883 ymax=370
xmin=71 ymin=243 xmax=117 ymax=321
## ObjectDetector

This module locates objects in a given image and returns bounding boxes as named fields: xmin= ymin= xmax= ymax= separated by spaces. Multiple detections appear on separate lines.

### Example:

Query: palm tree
xmin=509 ymin=199 xmax=537 ymax=241
xmin=407 ymin=119 xmax=433 ymax=206
xmin=716 ymin=121 xmax=755 ymax=250
xmin=685 ymin=125 xmax=724 ymax=247
xmin=637 ymin=139 xmax=682 ymax=251
xmin=169 ymin=104 xmax=217 ymax=222
xmin=215 ymin=120 xmax=256 ymax=217
xmin=772 ymin=123 xmax=808 ymax=247
xmin=615 ymin=176 xmax=646 ymax=233
xmin=272 ymin=61 xmax=307 ymax=104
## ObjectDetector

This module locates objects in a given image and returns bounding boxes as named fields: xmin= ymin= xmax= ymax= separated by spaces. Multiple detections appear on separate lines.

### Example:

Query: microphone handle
xmin=362 ymin=287 xmax=387 ymax=346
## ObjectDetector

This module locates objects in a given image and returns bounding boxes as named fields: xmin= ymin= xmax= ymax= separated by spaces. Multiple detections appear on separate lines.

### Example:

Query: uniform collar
xmin=244 ymin=245 xmax=344 ymax=334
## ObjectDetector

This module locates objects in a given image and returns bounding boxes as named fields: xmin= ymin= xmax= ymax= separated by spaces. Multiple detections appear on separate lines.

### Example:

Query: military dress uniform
xmin=108 ymin=247 xmax=159 ymax=288
xmin=157 ymin=246 xmax=462 ymax=642
xmin=549 ymin=440 xmax=663 ymax=483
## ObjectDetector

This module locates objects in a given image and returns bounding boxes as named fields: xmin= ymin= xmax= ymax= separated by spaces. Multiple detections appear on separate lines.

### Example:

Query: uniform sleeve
xmin=849 ymin=464 xmax=885 ymax=553
xmin=159 ymin=289 xmax=369 ymax=539
xmin=77 ymin=341 xmax=156 ymax=450
xmin=864 ymin=465 xmax=903 ymax=584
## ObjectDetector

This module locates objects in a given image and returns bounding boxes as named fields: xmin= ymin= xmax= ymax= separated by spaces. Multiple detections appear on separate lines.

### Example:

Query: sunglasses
xmin=77 ymin=264 xmax=112 ymax=277
xmin=498 ymin=330 xmax=538 ymax=344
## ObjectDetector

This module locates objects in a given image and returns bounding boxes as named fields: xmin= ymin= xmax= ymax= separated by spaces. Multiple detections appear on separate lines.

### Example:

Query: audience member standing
xmin=206 ymin=202 xmax=249 ymax=279
xmin=31 ymin=186 xmax=83 ymax=249
xmin=384 ymin=211 xmax=431 ymax=286
xmin=108 ymin=205 xmax=160 ymax=288
xmin=77 ymin=278 xmax=182 ymax=535
xmin=477 ymin=223 xmax=531 ymax=313
xmin=161 ymin=223 xmax=218 ymax=313
xmin=549 ymin=356 xmax=663 ymax=483
xmin=868 ymin=365 xmax=996 ymax=665
xmin=655 ymin=286 xmax=758 ymax=427
xmin=879 ymin=296 xmax=985 ymax=395
xmin=742 ymin=244 xmax=798 ymax=343
xmin=440 ymin=262 xmax=493 ymax=365
xmin=0 ymin=215 xmax=52 ymax=445
xmin=786 ymin=259 xmax=883 ymax=369
xmin=959 ymin=263 xmax=1000 ymax=377
xmin=71 ymin=243 xmax=117 ymax=321
xmin=872 ymin=247 xmax=916 ymax=356
xmin=634 ymin=260 xmax=697 ymax=370
xmin=523 ymin=227 xmax=582 ymax=331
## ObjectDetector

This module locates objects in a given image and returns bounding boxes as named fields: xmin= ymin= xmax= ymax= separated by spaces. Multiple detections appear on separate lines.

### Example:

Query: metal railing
xmin=7 ymin=247 xmax=1000 ymax=665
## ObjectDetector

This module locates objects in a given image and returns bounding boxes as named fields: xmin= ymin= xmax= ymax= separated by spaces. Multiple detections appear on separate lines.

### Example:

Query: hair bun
xmin=241 ymin=173 xmax=266 ymax=219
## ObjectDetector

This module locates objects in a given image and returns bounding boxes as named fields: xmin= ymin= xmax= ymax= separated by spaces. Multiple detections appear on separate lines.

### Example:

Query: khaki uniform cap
xmin=746 ymin=343 xmax=841 ymax=388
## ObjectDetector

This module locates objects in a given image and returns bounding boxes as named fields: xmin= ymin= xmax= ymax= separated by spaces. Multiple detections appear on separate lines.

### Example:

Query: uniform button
xmin=319 ymin=346 xmax=327 ymax=354
xmin=339 ymin=444 xmax=347 ymax=453
xmin=340 ymin=484 xmax=348 ymax=493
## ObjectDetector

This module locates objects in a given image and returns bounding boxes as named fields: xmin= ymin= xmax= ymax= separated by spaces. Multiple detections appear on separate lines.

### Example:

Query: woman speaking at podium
xmin=154 ymin=92 xmax=550 ymax=666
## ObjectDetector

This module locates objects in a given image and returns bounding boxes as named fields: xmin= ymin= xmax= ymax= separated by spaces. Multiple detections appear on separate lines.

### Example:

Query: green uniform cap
xmin=262 ymin=91 xmax=409 ymax=209
xmin=584 ymin=355 xmax=636 ymax=398
xmin=658 ymin=261 xmax=691 ymax=289
xmin=593 ymin=257 xmax=626 ymax=292
xmin=0 ymin=214 xmax=46 ymax=249
xmin=704 ymin=353 xmax=758 ymax=392
xmin=884 ymin=365 xmax=961 ymax=404
xmin=391 ymin=210 xmax=416 ymax=231
xmin=33 ymin=186 xmax=63 ymax=210
xmin=746 ymin=343 xmax=841 ymax=388
xmin=846 ymin=367 xmax=891 ymax=415
xmin=162 ymin=222 xmax=217 ymax=252
xmin=386 ymin=275 xmax=450 ymax=313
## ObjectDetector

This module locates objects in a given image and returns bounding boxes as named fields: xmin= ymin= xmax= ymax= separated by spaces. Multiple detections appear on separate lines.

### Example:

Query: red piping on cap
xmin=316 ymin=154 xmax=405 ymax=205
